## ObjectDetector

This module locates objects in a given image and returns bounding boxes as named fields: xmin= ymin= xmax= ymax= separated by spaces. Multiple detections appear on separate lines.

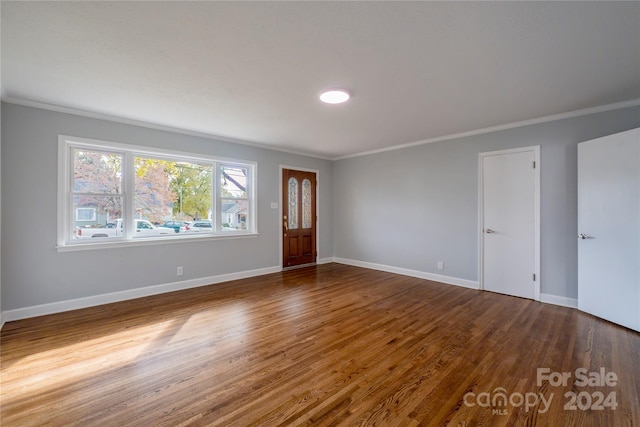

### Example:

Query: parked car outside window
xmin=183 ymin=220 xmax=213 ymax=233
xmin=160 ymin=220 xmax=187 ymax=233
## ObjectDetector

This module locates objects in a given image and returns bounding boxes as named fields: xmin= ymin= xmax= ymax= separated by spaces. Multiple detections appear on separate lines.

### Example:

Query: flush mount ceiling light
xmin=319 ymin=89 xmax=350 ymax=104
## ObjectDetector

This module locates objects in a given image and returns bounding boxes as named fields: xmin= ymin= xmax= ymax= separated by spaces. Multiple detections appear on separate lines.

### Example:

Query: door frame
xmin=478 ymin=145 xmax=541 ymax=300
xmin=279 ymin=165 xmax=320 ymax=270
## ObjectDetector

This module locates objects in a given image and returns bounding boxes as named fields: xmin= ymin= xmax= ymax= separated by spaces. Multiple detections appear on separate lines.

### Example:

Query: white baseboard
xmin=0 ymin=260 xmax=580 ymax=324
xmin=540 ymin=293 xmax=578 ymax=309
xmin=2 ymin=265 xmax=281 ymax=322
xmin=332 ymin=258 xmax=582 ymax=309
xmin=333 ymin=257 xmax=479 ymax=290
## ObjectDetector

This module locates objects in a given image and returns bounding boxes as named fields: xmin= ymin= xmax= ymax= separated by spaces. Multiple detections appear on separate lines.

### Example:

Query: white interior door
xmin=578 ymin=128 xmax=640 ymax=332
xmin=480 ymin=147 xmax=539 ymax=300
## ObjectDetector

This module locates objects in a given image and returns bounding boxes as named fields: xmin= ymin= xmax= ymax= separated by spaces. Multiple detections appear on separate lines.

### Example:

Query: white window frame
xmin=57 ymin=135 xmax=258 ymax=251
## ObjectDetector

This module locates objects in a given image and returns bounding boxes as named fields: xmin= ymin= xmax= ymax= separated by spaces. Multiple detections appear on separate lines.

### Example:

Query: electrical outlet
xmin=177 ymin=266 xmax=184 ymax=276
xmin=437 ymin=261 xmax=444 ymax=271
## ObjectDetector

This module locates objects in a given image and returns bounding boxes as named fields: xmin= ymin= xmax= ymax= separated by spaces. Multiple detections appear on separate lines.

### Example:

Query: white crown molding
xmin=2 ymin=96 xmax=638 ymax=162
xmin=334 ymin=98 xmax=640 ymax=160
xmin=0 ymin=96 xmax=333 ymax=161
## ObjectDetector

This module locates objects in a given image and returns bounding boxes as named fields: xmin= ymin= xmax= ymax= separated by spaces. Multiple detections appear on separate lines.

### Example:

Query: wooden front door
xmin=282 ymin=169 xmax=317 ymax=268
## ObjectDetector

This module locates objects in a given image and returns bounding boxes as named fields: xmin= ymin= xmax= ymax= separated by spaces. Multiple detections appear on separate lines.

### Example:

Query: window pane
xmin=288 ymin=177 xmax=298 ymax=230
xmin=134 ymin=157 xmax=212 ymax=232
xmin=302 ymin=178 xmax=312 ymax=229
xmin=73 ymin=195 xmax=122 ymax=239
xmin=73 ymin=149 xmax=122 ymax=194
xmin=221 ymin=199 xmax=248 ymax=231
xmin=221 ymin=166 xmax=247 ymax=198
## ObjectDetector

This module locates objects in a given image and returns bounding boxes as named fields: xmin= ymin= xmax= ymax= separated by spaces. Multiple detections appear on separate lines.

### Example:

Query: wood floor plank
xmin=1 ymin=263 xmax=638 ymax=426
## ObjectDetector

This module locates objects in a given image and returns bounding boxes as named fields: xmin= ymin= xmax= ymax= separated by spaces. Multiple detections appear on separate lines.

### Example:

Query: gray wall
xmin=0 ymin=95 xmax=2 ymax=322
xmin=0 ymin=99 xmax=2 ymax=323
xmin=1 ymin=103 xmax=333 ymax=311
xmin=333 ymin=106 xmax=640 ymax=300
xmin=2 ymin=102 xmax=639 ymax=313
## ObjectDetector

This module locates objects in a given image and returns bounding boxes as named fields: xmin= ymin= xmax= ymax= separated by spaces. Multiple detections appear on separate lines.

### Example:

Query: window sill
xmin=56 ymin=232 xmax=259 ymax=252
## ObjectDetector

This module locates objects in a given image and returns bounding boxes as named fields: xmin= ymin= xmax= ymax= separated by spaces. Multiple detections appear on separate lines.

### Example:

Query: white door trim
xmin=478 ymin=145 xmax=541 ymax=300
xmin=279 ymin=165 xmax=320 ymax=270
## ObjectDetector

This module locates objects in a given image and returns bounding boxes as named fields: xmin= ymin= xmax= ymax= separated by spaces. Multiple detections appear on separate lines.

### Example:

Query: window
xmin=71 ymin=148 xmax=123 ymax=232
xmin=75 ymin=207 xmax=97 ymax=222
xmin=220 ymin=166 xmax=249 ymax=231
xmin=58 ymin=135 xmax=256 ymax=248
xmin=133 ymin=156 xmax=213 ymax=227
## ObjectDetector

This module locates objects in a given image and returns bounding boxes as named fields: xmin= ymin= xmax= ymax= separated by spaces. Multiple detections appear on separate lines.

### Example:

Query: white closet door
xmin=578 ymin=128 xmax=640 ymax=332
xmin=480 ymin=146 xmax=539 ymax=300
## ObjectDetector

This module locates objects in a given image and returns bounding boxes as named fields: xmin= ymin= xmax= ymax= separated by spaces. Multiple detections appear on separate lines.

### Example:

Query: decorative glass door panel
xmin=288 ymin=177 xmax=299 ymax=230
xmin=302 ymin=179 xmax=312 ymax=229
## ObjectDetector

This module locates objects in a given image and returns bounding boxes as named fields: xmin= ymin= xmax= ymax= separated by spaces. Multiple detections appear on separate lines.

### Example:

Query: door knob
xmin=485 ymin=229 xmax=495 ymax=234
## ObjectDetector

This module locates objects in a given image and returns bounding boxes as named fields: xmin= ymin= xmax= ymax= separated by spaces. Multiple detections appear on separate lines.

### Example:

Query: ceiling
xmin=1 ymin=2 xmax=639 ymax=159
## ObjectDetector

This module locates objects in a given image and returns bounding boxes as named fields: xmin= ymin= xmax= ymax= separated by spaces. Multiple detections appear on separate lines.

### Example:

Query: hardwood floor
xmin=1 ymin=263 xmax=639 ymax=426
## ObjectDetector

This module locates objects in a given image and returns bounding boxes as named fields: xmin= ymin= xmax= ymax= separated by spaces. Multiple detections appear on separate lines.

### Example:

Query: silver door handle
xmin=578 ymin=233 xmax=593 ymax=239
xmin=485 ymin=229 xmax=495 ymax=234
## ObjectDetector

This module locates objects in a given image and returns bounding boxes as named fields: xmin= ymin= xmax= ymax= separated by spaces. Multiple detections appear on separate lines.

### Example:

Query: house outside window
xmin=75 ymin=207 xmax=97 ymax=222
